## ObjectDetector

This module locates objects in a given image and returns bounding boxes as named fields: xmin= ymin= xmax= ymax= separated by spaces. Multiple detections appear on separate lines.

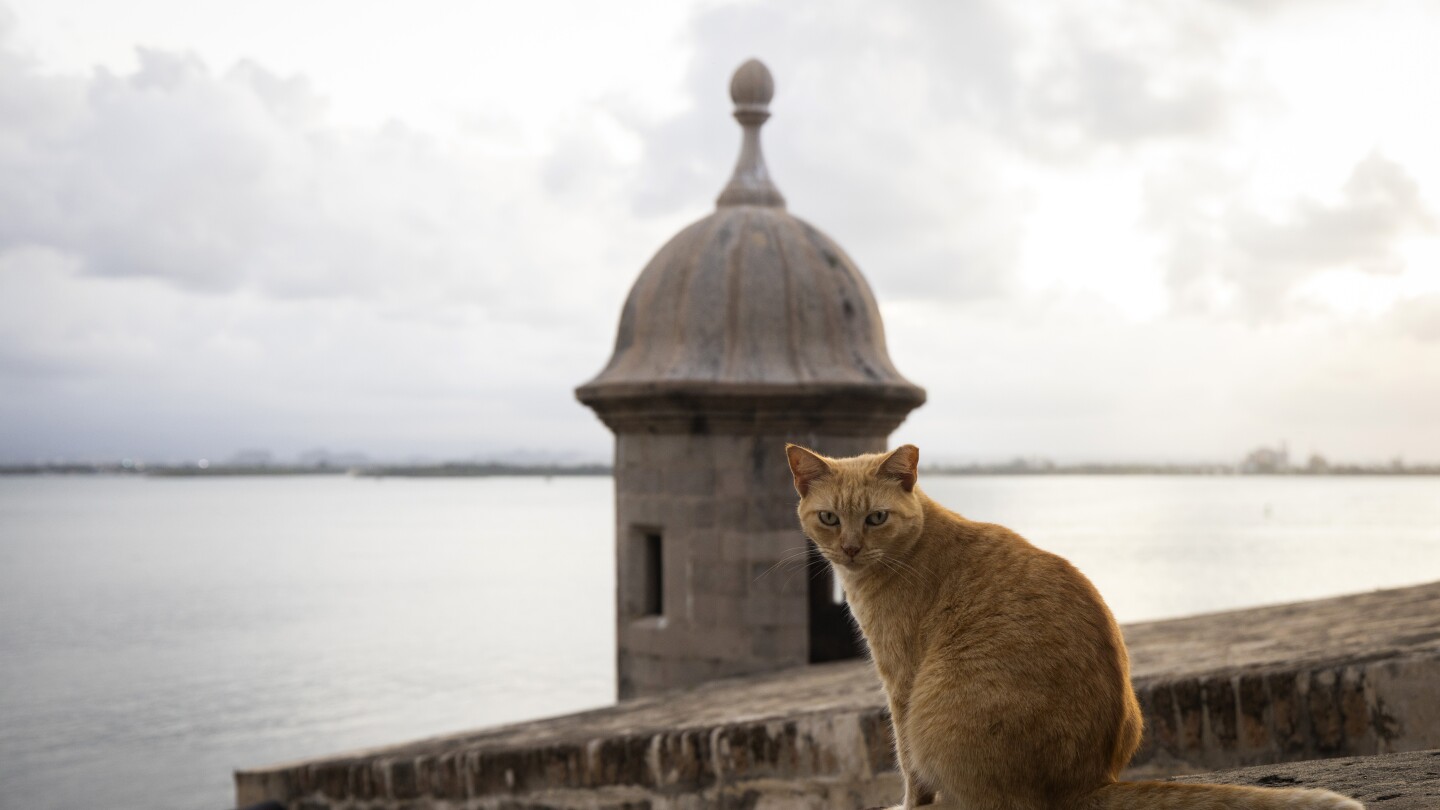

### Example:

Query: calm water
xmin=1 ymin=474 xmax=1437 ymax=810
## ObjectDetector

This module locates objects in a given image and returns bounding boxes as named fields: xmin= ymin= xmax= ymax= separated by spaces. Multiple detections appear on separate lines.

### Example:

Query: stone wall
xmin=236 ymin=582 xmax=1440 ymax=810
xmin=613 ymin=431 xmax=881 ymax=698
xmin=1127 ymin=654 xmax=1438 ymax=777
xmin=1173 ymin=748 xmax=1440 ymax=809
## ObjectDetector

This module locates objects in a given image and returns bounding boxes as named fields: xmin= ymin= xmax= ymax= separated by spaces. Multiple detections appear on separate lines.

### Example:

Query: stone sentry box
xmin=576 ymin=59 xmax=925 ymax=699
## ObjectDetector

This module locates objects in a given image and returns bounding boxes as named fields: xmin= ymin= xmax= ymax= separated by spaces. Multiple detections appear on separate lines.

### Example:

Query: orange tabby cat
xmin=786 ymin=443 xmax=1363 ymax=810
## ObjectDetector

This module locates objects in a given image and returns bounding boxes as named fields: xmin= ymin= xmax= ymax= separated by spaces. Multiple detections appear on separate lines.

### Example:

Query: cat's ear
xmin=879 ymin=444 xmax=920 ymax=492
xmin=786 ymin=444 xmax=832 ymax=497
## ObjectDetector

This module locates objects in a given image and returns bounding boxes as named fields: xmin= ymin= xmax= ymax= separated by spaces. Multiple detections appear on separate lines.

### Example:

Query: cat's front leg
xmin=897 ymin=748 xmax=935 ymax=809
xmin=877 ymin=763 xmax=932 ymax=810
xmin=886 ymin=711 xmax=935 ymax=810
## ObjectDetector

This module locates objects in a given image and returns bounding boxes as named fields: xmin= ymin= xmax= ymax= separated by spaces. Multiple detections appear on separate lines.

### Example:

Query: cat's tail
xmin=1079 ymin=780 xmax=1363 ymax=810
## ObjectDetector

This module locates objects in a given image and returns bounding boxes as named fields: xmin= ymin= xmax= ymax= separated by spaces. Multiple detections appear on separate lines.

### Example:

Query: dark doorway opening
xmin=807 ymin=545 xmax=862 ymax=662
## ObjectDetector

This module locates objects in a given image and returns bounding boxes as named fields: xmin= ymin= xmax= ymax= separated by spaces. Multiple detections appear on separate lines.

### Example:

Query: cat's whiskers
xmin=881 ymin=553 xmax=931 ymax=589
xmin=873 ymin=554 xmax=924 ymax=591
xmin=789 ymin=550 xmax=832 ymax=578
xmin=872 ymin=549 xmax=925 ymax=589
xmin=764 ymin=546 xmax=838 ymax=589
xmin=754 ymin=545 xmax=820 ymax=582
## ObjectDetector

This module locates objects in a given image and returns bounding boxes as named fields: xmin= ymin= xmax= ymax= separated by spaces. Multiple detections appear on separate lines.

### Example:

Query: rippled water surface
xmin=1 ymin=474 xmax=1437 ymax=810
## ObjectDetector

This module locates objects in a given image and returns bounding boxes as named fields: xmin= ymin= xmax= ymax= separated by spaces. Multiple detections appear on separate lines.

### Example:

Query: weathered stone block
xmin=653 ymin=729 xmax=717 ymax=789
xmin=744 ymin=530 xmax=795 ymax=560
xmin=670 ymin=469 xmax=718 ymax=497
xmin=685 ymin=499 xmax=718 ymax=530
xmin=692 ymin=595 xmax=742 ymax=626
xmin=1309 ymin=668 xmax=1344 ymax=754
xmin=1143 ymin=678 xmax=1180 ymax=758
xmin=390 ymin=759 xmax=420 ymax=799
xmin=1236 ymin=673 xmax=1269 ymax=752
xmin=349 ymin=762 xmax=377 ymax=800
xmin=691 ymin=561 xmax=748 ymax=596
xmin=432 ymin=755 xmax=464 ymax=799
xmin=1339 ymin=665 xmax=1371 ymax=752
xmin=859 ymin=709 xmax=897 ymax=775
xmin=1173 ymin=679 xmax=1204 ymax=755
xmin=1367 ymin=657 xmax=1440 ymax=752
xmin=1202 ymin=675 xmax=1238 ymax=753
xmin=589 ymin=737 xmax=653 ymax=788
xmin=1268 ymin=670 xmax=1306 ymax=755
xmin=740 ymin=594 xmax=805 ymax=628
xmin=750 ymin=625 xmax=806 ymax=661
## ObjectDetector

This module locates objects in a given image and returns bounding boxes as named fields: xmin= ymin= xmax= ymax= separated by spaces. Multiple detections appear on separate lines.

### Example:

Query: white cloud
xmin=1150 ymin=152 xmax=1436 ymax=319
xmin=1 ymin=47 xmax=496 ymax=300
xmin=1388 ymin=294 xmax=1440 ymax=343
xmin=1 ymin=0 xmax=1439 ymax=464
xmin=0 ymin=23 xmax=667 ymax=461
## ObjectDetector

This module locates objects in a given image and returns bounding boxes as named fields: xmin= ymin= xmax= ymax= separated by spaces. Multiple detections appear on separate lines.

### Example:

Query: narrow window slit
xmin=642 ymin=531 xmax=663 ymax=617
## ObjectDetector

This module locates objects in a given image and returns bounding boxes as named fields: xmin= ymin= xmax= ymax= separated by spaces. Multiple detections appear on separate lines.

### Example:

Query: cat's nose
xmin=842 ymin=544 xmax=862 ymax=559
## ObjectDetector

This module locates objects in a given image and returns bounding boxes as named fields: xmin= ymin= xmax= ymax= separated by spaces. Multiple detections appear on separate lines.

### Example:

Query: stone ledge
xmin=1125 ymin=651 xmax=1440 ymax=776
xmin=236 ymin=581 xmax=1440 ymax=809
xmin=1172 ymin=748 xmax=1440 ymax=810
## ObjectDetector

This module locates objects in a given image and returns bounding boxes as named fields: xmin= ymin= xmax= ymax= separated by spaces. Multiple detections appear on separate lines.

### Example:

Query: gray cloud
xmin=1 ymin=0 xmax=1438 ymax=465
xmin=2 ymin=46 xmax=316 ymax=293
xmin=1150 ymin=152 xmax=1435 ymax=318
xmin=1231 ymin=153 xmax=1434 ymax=271
xmin=1018 ymin=26 xmax=1227 ymax=157
xmin=0 ymin=26 xmax=659 ymax=462
xmin=0 ymin=35 xmax=634 ymax=313
xmin=1389 ymin=294 xmax=1440 ymax=342
xmin=918 ymin=2 xmax=1252 ymax=159
xmin=623 ymin=1 xmax=1032 ymax=303
xmin=623 ymin=1 xmax=1280 ymax=307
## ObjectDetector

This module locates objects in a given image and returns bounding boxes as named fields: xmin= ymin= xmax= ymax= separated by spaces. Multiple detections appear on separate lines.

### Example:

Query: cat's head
xmin=785 ymin=444 xmax=925 ymax=574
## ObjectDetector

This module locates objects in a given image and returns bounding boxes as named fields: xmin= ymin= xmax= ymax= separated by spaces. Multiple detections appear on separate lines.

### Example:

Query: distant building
xmin=576 ymin=60 xmax=925 ymax=699
xmin=227 ymin=449 xmax=274 ymax=466
xmin=297 ymin=448 xmax=369 ymax=468
xmin=1241 ymin=442 xmax=1290 ymax=473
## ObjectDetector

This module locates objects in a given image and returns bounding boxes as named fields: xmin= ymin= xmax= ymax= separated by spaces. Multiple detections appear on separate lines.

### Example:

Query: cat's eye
xmin=865 ymin=511 xmax=889 ymax=526
xmin=817 ymin=511 xmax=840 ymax=526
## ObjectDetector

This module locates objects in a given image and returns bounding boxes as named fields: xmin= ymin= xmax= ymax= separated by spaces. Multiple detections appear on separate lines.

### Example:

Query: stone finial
xmin=717 ymin=59 xmax=786 ymax=208
xmin=730 ymin=58 xmax=775 ymax=111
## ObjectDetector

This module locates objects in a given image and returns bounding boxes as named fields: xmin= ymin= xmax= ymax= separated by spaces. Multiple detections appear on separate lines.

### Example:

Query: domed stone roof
xmin=577 ymin=60 xmax=924 ymax=434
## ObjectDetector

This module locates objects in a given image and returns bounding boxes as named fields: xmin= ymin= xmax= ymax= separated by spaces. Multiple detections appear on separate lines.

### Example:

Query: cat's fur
xmin=786 ymin=443 xmax=1363 ymax=810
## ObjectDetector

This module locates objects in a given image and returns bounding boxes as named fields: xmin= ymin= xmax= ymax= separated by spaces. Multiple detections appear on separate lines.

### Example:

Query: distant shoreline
xmin=3 ymin=463 xmax=1438 ymax=477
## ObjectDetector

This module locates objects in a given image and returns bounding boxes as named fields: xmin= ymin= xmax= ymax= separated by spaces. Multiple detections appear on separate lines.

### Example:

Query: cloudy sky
xmin=1 ymin=0 xmax=1437 ymax=465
